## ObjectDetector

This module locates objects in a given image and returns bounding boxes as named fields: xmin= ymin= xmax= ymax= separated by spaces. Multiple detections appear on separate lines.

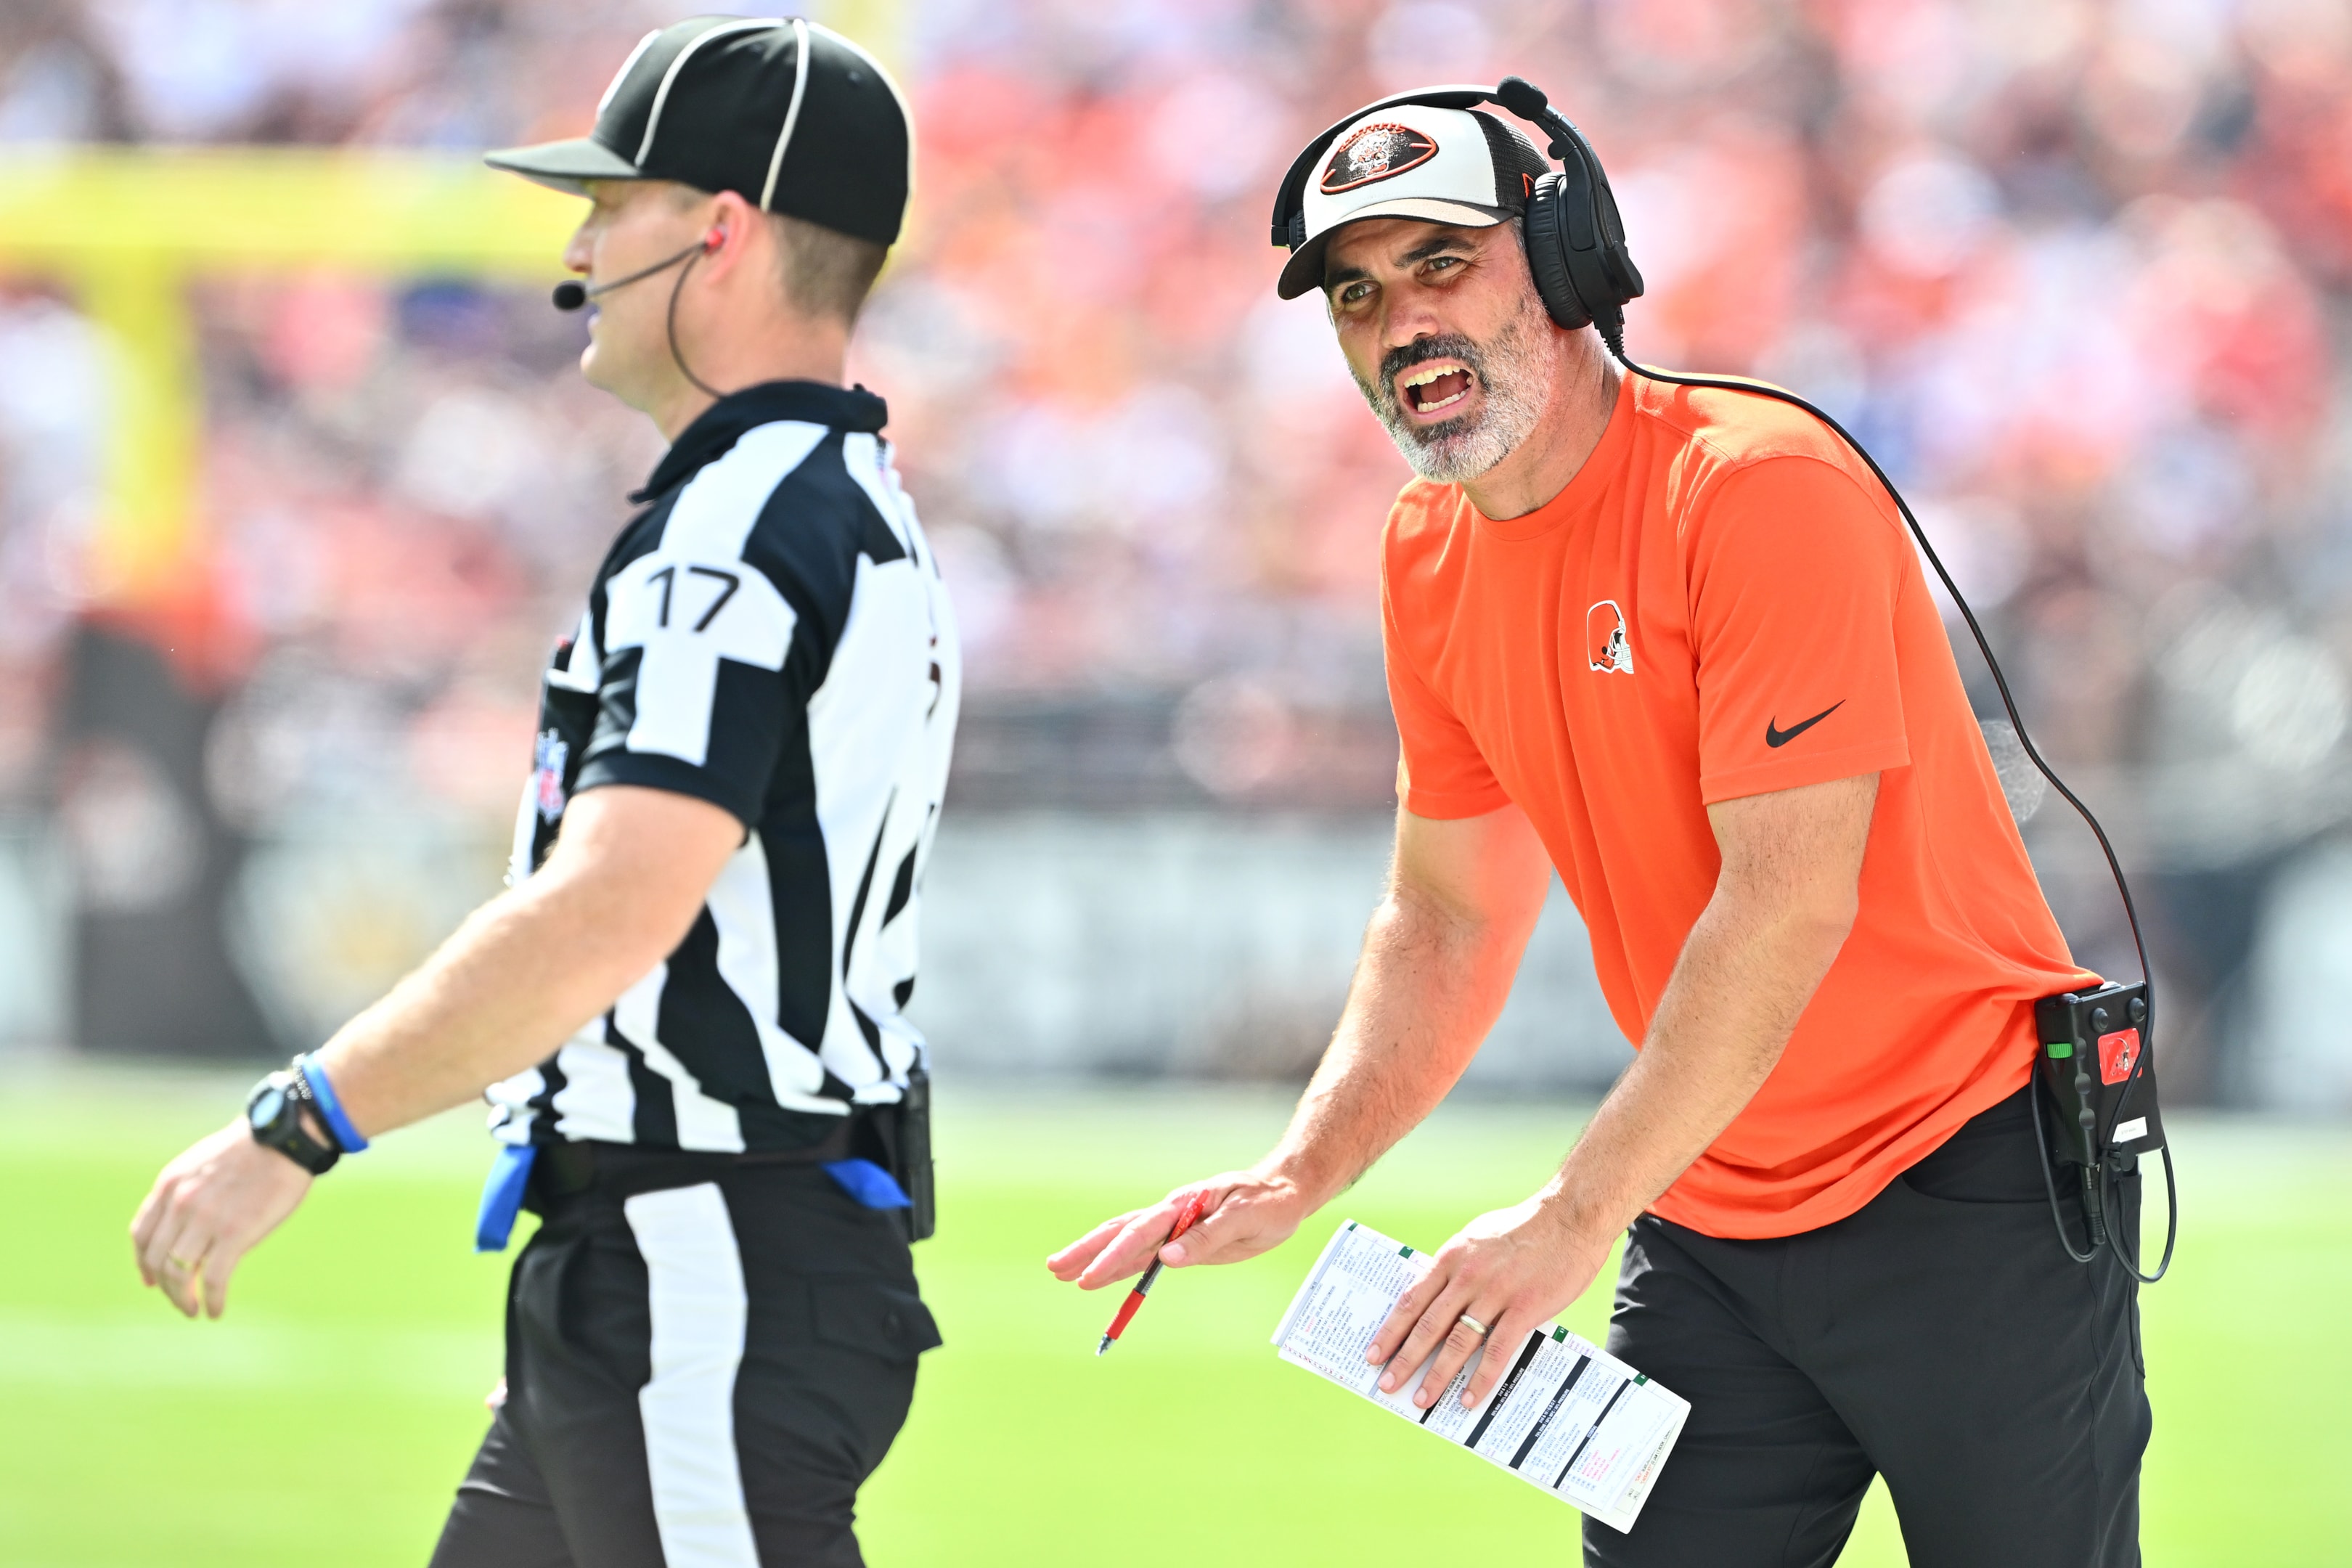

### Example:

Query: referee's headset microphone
xmin=1273 ymin=76 xmax=2177 ymax=1283
xmin=551 ymin=224 xmax=731 ymax=399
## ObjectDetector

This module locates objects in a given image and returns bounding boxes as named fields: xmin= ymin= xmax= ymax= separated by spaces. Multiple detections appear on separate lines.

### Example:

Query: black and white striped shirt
xmin=489 ymin=380 xmax=959 ymax=1153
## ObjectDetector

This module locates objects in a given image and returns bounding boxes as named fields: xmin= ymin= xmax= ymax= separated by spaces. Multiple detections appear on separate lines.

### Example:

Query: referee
xmin=128 ymin=19 xmax=959 ymax=1566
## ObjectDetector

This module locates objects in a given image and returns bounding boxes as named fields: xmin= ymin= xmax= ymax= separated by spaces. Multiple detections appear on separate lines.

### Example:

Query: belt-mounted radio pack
xmin=895 ymin=1066 xmax=937 ymax=1243
xmin=856 ymin=1065 xmax=936 ymax=1243
xmin=2032 ymin=983 xmax=2171 ymax=1269
xmin=1271 ymin=74 xmax=2181 ymax=1285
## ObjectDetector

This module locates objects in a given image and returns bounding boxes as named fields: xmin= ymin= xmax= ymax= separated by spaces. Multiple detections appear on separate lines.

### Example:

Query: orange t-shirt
xmin=1382 ymin=372 xmax=2093 ymax=1239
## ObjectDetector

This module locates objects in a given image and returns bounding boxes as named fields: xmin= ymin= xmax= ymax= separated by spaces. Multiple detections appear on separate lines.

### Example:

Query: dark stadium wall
xmin=56 ymin=621 xmax=272 ymax=1057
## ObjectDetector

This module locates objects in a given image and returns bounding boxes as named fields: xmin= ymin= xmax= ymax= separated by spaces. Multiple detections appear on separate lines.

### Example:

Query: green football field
xmin=2 ymin=1061 xmax=2346 ymax=1567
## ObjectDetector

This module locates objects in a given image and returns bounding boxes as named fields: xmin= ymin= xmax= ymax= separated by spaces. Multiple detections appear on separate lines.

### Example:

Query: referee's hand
xmin=130 ymin=1122 xmax=313 ymax=1319
xmin=1047 ymin=1169 xmax=1310 ymax=1289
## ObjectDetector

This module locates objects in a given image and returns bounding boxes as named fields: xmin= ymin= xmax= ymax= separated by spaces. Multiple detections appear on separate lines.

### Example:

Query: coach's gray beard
xmin=1355 ymin=306 xmax=1557 ymax=485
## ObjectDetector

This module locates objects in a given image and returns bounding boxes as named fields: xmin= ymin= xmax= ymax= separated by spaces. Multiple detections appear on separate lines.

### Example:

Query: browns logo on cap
xmin=1320 ymin=123 xmax=1439 ymax=194
xmin=1276 ymin=102 xmax=1546 ymax=298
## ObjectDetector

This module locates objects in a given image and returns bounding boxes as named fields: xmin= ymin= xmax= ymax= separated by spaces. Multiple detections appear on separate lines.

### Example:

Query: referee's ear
xmin=695 ymin=188 xmax=760 ymax=285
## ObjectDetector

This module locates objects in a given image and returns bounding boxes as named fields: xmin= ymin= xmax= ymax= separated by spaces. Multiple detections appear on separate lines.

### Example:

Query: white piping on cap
xmin=805 ymin=21 xmax=918 ymax=203
xmin=635 ymin=17 xmax=783 ymax=168
xmin=757 ymin=18 xmax=813 ymax=212
xmin=598 ymin=29 xmax=661 ymax=118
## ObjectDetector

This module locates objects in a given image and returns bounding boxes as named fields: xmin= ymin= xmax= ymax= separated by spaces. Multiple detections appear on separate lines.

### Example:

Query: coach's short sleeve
xmin=574 ymin=550 xmax=802 ymax=828
xmin=1384 ymin=576 xmax=1509 ymax=820
xmin=1687 ymin=455 xmax=1914 ymax=803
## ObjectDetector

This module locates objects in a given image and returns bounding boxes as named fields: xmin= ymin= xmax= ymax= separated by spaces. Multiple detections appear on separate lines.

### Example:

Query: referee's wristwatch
xmin=246 ymin=1068 xmax=341 ymax=1175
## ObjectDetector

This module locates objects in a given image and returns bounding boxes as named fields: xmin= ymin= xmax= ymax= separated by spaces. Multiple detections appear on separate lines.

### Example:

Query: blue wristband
xmin=295 ymin=1055 xmax=369 ymax=1154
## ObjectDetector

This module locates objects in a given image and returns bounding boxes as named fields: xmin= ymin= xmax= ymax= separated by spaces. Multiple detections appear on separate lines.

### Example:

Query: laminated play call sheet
xmin=1271 ymin=1220 xmax=1689 ymax=1534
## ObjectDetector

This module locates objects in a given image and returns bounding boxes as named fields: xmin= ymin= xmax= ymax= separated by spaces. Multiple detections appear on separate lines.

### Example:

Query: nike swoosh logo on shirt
xmin=1765 ymin=701 xmax=1845 ymax=748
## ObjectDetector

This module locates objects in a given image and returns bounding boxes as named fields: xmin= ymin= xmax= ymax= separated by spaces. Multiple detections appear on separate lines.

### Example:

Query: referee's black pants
xmin=428 ymin=1157 xmax=939 ymax=1568
xmin=1587 ymin=1086 xmax=2149 ymax=1568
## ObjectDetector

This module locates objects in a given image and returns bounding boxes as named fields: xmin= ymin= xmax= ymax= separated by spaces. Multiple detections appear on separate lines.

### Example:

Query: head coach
xmin=1052 ymin=83 xmax=2149 ymax=1566
xmin=127 ymin=17 xmax=959 ymax=1566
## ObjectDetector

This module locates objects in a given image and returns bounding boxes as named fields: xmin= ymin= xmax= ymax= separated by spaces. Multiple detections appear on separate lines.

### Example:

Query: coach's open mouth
xmin=1397 ymin=362 xmax=1475 ymax=419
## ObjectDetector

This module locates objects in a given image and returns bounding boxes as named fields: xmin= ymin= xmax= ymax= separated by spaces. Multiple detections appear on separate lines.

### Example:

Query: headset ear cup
xmin=1590 ymin=176 xmax=1645 ymax=301
xmin=1604 ymin=246 xmax=1644 ymax=301
xmin=1521 ymin=173 xmax=1592 ymax=331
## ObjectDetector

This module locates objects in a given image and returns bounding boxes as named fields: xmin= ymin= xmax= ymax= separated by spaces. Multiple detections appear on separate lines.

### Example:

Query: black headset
xmin=1276 ymin=75 xmax=2177 ymax=1284
xmin=550 ymin=234 xmax=714 ymax=313
xmin=1270 ymin=77 xmax=1646 ymax=348
xmin=550 ymin=226 xmax=732 ymax=399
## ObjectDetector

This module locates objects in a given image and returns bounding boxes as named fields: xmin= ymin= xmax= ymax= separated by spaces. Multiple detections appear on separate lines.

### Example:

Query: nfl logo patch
xmin=534 ymin=730 xmax=568 ymax=821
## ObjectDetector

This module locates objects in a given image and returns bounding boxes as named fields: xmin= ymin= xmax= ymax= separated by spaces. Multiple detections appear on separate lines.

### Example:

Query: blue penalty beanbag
xmin=822 ymin=1158 xmax=913 ymax=1209
xmin=475 ymin=1143 xmax=538 ymax=1252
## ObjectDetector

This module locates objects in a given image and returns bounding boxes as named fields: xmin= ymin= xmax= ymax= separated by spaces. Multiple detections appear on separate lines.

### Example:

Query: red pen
xmin=1096 ymin=1189 xmax=1213 ymax=1356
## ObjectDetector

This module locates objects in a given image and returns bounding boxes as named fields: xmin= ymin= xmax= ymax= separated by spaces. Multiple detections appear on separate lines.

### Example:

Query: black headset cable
xmin=665 ymin=248 xmax=728 ymax=401
xmin=552 ymin=237 xmax=730 ymax=401
xmin=1595 ymin=334 xmax=2177 ymax=1283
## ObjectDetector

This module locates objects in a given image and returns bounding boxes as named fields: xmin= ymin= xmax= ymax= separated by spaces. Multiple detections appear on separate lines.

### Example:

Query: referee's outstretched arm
xmin=131 ymin=786 xmax=740 ymax=1317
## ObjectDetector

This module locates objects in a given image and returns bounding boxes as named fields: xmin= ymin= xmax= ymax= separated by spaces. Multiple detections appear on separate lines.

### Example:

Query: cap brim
xmin=1275 ymin=198 xmax=1515 ymax=300
xmin=482 ymin=136 xmax=642 ymax=196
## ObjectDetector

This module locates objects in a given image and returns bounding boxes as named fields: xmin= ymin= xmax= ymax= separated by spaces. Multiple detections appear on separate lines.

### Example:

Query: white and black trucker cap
xmin=1275 ymin=101 xmax=1548 ymax=299
xmin=484 ymin=15 xmax=914 ymax=247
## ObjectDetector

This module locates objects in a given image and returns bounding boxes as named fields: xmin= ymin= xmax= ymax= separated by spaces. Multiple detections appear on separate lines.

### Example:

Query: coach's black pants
xmin=1588 ymin=1087 xmax=2149 ymax=1567
xmin=429 ymin=1158 xmax=940 ymax=1568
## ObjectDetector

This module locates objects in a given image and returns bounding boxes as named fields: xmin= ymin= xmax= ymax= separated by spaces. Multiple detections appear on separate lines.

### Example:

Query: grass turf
xmin=1 ymin=1061 xmax=2346 ymax=1566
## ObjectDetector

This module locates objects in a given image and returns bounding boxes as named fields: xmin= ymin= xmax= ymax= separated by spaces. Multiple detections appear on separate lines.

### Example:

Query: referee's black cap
xmin=484 ymin=16 xmax=913 ymax=247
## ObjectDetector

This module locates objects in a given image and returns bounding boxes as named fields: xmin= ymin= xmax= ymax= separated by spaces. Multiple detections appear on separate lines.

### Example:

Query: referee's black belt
xmin=528 ymin=1117 xmax=863 ymax=1208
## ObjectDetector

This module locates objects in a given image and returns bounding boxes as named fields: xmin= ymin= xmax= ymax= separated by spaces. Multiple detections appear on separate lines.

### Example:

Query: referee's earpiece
xmin=703 ymin=226 xmax=726 ymax=253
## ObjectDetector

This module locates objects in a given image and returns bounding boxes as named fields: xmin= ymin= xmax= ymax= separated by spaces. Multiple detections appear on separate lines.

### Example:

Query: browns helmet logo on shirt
xmin=1320 ymin=123 xmax=1439 ymax=194
xmin=1588 ymin=600 xmax=1635 ymax=675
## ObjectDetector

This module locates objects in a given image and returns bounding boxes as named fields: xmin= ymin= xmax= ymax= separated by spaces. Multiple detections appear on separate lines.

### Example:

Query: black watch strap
xmin=247 ymin=1070 xmax=340 ymax=1175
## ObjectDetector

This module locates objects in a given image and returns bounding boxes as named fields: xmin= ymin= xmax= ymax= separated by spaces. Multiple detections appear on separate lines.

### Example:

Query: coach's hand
xmin=131 ymin=1122 xmax=313 ymax=1319
xmin=1365 ymin=1193 xmax=1612 ymax=1414
xmin=1047 ymin=1168 xmax=1312 ymax=1289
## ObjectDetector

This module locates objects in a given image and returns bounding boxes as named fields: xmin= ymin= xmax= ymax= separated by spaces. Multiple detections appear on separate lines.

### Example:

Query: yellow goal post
xmin=0 ymin=149 xmax=581 ymax=605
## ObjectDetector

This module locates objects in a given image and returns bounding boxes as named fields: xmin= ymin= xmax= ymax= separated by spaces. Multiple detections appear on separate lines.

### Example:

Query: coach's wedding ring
xmin=167 ymin=1254 xmax=200 ymax=1272
xmin=1457 ymin=1312 xmax=1492 ymax=1339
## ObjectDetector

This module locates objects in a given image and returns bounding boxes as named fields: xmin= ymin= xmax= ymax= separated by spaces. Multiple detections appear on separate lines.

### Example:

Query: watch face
xmin=252 ymin=1085 xmax=286 ymax=1127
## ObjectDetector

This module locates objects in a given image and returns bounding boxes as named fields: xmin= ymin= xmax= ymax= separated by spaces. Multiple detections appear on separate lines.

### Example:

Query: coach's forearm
xmin=1540 ymin=873 xmax=1856 ymax=1245
xmin=1262 ymin=886 xmax=1527 ymax=1209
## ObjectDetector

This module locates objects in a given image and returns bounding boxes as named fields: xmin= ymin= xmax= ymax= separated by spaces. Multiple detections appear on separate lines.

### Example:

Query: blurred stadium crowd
xmin=2 ymin=0 xmax=2351 ymax=1100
